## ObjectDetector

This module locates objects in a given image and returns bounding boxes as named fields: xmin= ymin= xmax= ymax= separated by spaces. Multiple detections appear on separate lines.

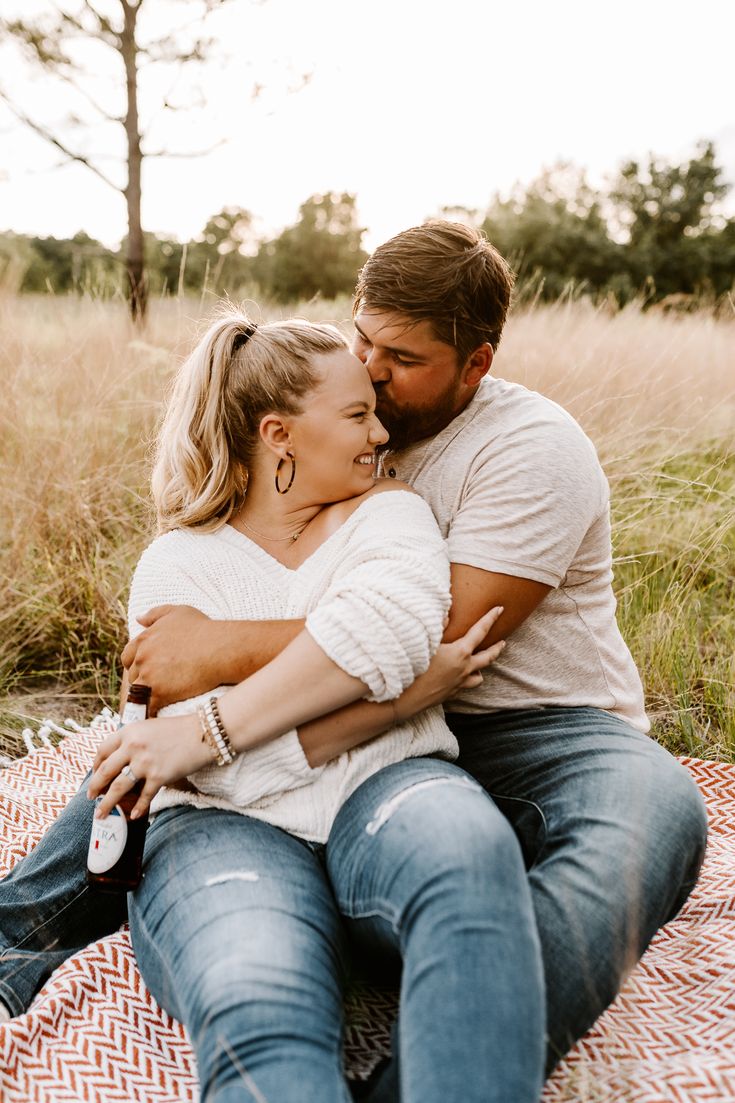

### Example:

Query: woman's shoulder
xmin=366 ymin=476 xmax=418 ymax=498
xmin=322 ymin=479 xmax=423 ymax=531
xmin=342 ymin=481 xmax=441 ymax=542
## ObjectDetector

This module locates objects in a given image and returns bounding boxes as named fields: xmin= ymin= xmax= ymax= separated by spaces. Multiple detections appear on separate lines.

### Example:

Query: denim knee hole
xmin=365 ymin=775 xmax=483 ymax=836
xmin=205 ymin=871 xmax=260 ymax=886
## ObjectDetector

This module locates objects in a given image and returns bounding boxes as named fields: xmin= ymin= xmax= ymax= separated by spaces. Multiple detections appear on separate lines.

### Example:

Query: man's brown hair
xmin=353 ymin=220 xmax=515 ymax=363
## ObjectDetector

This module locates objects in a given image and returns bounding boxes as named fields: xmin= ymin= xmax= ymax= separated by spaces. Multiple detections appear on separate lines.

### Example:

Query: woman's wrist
xmin=392 ymin=683 xmax=420 ymax=726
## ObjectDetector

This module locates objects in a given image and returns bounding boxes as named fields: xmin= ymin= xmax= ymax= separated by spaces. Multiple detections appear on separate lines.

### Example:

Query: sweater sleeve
xmin=187 ymin=726 xmax=325 ymax=806
xmin=305 ymin=490 xmax=451 ymax=702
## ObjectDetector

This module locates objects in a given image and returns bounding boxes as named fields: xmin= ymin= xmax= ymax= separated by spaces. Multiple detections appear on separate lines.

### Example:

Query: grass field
xmin=1 ymin=291 xmax=733 ymax=761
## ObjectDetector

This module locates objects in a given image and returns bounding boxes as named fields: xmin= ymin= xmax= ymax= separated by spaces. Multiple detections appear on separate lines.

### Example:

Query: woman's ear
xmin=259 ymin=413 xmax=293 ymax=459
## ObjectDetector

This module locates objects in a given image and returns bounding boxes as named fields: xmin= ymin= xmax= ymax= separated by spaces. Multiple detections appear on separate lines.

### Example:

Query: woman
xmin=0 ymin=312 xmax=544 ymax=1102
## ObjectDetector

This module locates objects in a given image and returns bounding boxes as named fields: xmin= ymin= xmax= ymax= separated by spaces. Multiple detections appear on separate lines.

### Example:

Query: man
xmin=1 ymin=223 xmax=706 ymax=1081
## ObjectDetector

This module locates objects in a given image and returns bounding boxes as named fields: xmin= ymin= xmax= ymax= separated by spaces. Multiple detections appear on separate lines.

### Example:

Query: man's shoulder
xmin=472 ymin=376 xmax=584 ymax=433
xmin=440 ymin=376 xmax=597 ymax=467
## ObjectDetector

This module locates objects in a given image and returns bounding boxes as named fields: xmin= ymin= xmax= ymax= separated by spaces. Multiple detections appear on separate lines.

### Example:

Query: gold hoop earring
xmin=275 ymin=452 xmax=296 ymax=495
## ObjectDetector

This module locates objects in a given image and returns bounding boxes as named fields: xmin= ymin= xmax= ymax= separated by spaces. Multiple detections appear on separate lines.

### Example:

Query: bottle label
xmin=121 ymin=700 xmax=147 ymax=726
xmin=87 ymin=804 xmax=128 ymax=874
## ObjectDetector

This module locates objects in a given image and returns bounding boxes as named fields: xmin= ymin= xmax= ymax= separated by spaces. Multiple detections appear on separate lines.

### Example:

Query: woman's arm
xmin=92 ymin=605 xmax=505 ymax=815
xmin=297 ymin=606 xmax=505 ymax=766
xmin=90 ymin=626 xmax=377 ymax=817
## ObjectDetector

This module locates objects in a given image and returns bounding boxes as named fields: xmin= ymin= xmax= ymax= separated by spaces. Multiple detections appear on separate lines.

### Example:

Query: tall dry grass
xmin=1 ymin=292 xmax=733 ymax=759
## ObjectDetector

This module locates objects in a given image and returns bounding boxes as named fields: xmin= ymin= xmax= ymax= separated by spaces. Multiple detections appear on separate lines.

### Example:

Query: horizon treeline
xmin=2 ymin=141 xmax=734 ymax=309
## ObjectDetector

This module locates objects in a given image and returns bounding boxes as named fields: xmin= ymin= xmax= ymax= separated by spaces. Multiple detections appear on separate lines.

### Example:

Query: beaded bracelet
xmin=197 ymin=697 xmax=236 ymax=766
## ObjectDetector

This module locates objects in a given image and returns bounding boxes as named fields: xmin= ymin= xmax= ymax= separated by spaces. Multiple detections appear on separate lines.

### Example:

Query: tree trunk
xmin=121 ymin=1 xmax=146 ymax=321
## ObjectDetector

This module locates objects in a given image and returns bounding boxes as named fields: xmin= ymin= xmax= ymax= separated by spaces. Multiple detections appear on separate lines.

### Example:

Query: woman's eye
xmin=351 ymin=412 xmax=366 ymax=421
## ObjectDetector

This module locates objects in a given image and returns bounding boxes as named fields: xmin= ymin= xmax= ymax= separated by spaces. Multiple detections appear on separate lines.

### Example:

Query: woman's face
xmin=286 ymin=348 xmax=389 ymax=503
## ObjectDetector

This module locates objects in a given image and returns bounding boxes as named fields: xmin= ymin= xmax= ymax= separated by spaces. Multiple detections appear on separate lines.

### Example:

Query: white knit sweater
xmin=127 ymin=489 xmax=457 ymax=842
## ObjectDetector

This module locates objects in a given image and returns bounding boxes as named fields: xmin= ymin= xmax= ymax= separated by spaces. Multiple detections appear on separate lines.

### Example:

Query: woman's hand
xmin=88 ymin=712 xmax=209 ymax=820
xmin=394 ymin=607 xmax=505 ymax=723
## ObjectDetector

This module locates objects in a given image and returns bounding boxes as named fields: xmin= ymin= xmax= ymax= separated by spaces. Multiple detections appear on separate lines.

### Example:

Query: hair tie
xmin=233 ymin=324 xmax=258 ymax=352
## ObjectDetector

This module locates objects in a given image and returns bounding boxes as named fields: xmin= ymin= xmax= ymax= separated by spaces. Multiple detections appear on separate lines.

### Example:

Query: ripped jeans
xmin=0 ymin=758 xmax=545 ymax=1103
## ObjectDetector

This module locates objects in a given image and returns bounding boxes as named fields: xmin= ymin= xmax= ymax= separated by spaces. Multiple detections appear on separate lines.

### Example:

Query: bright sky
xmin=1 ymin=0 xmax=734 ymax=250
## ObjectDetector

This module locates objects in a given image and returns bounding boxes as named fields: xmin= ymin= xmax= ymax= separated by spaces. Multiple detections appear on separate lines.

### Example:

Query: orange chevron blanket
xmin=0 ymin=721 xmax=733 ymax=1102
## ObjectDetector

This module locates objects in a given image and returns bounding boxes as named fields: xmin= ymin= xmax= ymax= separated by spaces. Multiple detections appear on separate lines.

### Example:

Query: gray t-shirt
xmin=384 ymin=375 xmax=649 ymax=731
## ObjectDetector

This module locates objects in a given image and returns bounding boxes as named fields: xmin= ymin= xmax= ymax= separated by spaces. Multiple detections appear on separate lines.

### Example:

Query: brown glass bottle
xmin=86 ymin=683 xmax=151 ymax=892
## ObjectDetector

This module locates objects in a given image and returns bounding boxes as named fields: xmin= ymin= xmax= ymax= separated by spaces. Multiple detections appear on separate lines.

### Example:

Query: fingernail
xmin=130 ymin=809 xmax=139 ymax=820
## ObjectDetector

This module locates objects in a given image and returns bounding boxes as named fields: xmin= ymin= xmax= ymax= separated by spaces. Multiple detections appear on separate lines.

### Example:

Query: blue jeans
xmin=130 ymin=758 xmax=544 ymax=1102
xmin=0 ymin=775 xmax=127 ymax=1017
xmin=447 ymin=707 xmax=708 ymax=1073
xmin=0 ymin=708 xmax=707 ymax=1081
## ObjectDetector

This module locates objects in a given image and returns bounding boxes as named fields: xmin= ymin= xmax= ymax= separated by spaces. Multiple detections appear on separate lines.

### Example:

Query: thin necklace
xmin=239 ymin=514 xmax=309 ymax=543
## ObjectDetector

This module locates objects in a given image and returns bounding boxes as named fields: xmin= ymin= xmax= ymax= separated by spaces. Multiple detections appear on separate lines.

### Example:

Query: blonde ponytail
xmin=152 ymin=309 xmax=347 ymax=532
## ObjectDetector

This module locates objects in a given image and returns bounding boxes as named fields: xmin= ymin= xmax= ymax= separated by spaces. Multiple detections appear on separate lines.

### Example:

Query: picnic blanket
xmin=0 ymin=719 xmax=733 ymax=1102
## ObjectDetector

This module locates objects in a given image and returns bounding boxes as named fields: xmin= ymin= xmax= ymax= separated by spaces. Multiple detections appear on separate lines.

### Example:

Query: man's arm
xmin=443 ymin=564 xmax=550 ymax=643
xmin=121 ymin=605 xmax=303 ymax=715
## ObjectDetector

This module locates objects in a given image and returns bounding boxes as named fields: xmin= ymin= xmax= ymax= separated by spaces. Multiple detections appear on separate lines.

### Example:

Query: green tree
xmin=255 ymin=193 xmax=368 ymax=302
xmin=610 ymin=140 xmax=735 ymax=299
xmin=4 ymin=230 xmax=118 ymax=294
xmin=482 ymin=165 xmax=622 ymax=301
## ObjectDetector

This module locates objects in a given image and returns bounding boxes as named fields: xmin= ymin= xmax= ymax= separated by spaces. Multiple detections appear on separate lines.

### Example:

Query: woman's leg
xmin=129 ymin=805 xmax=352 ymax=1103
xmin=326 ymin=758 xmax=545 ymax=1103
xmin=0 ymin=775 xmax=127 ymax=1016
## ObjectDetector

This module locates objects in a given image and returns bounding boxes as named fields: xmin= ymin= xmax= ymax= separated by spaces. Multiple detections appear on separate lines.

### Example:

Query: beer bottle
xmin=86 ymin=683 xmax=151 ymax=892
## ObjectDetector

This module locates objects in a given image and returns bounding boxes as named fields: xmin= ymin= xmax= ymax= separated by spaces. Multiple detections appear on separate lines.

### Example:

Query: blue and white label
xmin=87 ymin=803 xmax=128 ymax=873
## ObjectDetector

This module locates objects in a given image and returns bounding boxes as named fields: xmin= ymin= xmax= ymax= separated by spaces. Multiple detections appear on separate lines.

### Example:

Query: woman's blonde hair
xmin=152 ymin=309 xmax=347 ymax=532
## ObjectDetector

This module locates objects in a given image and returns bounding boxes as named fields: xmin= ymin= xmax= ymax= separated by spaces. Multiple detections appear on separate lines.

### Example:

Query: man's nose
xmin=365 ymin=351 xmax=391 ymax=384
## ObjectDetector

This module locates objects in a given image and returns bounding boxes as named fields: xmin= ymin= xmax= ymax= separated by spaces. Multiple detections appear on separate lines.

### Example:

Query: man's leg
xmin=0 ymin=775 xmax=127 ymax=1016
xmin=448 ymin=706 xmax=708 ymax=1073
xmin=327 ymin=757 xmax=545 ymax=1103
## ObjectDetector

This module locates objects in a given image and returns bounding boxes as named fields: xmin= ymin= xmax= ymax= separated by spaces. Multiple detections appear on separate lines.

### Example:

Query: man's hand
xmin=121 ymin=607 xmax=305 ymax=715
xmin=121 ymin=605 xmax=222 ymax=715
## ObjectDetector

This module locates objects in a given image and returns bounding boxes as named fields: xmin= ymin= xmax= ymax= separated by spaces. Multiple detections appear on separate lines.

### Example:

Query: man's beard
xmin=375 ymin=389 xmax=462 ymax=453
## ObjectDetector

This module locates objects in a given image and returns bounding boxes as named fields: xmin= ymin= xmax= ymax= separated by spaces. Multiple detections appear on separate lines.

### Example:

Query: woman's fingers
xmin=93 ymin=730 xmax=122 ymax=772
xmin=460 ymin=606 xmax=504 ymax=652
xmin=88 ymin=743 xmax=126 ymax=800
xmin=90 ymin=760 xmax=138 ymax=819
xmin=472 ymin=639 xmax=506 ymax=669
xmin=458 ymin=641 xmax=505 ymax=688
xmin=129 ymin=782 xmax=158 ymax=821
xmin=91 ymin=762 xmax=156 ymax=821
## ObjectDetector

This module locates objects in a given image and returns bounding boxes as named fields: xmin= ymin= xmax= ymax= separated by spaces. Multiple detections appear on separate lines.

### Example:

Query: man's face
xmin=351 ymin=310 xmax=470 ymax=451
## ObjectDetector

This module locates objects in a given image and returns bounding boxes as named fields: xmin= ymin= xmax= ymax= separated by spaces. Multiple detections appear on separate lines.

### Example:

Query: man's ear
xmin=259 ymin=413 xmax=293 ymax=459
xmin=462 ymin=343 xmax=493 ymax=388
